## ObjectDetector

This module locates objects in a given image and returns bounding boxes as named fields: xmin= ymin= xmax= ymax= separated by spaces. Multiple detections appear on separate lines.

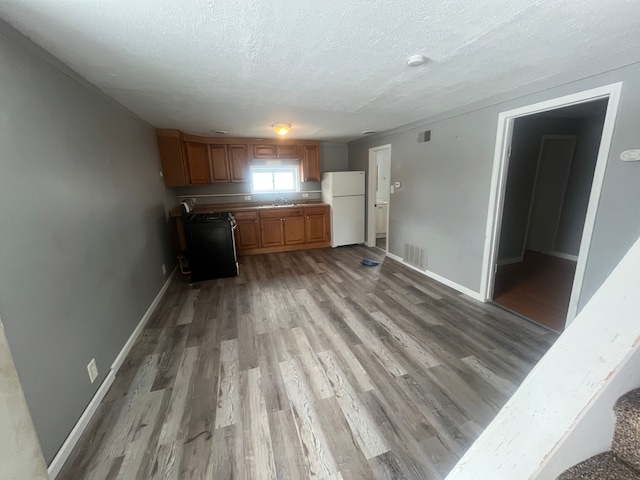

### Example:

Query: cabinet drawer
xmin=259 ymin=207 xmax=304 ymax=219
xmin=234 ymin=210 xmax=257 ymax=221
xmin=281 ymin=208 xmax=304 ymax=217
xmin=304 ymin=206 xmax=327 ymax=216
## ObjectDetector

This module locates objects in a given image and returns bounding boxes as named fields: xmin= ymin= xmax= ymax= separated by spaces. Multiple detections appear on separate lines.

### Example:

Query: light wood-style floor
xmin=59 ymin=246 xmax=557 ymax=480
xmin=493 ymin=250 xmax=577 ymax=332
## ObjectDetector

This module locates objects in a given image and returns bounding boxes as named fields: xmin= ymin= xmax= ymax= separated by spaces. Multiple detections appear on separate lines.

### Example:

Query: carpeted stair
xmin=558 ymin=388 xmax=640 ymax=479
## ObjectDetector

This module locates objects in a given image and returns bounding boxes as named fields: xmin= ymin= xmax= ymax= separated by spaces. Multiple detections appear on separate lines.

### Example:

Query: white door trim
xmin=367 ymin=144 xmax=392 ymax=249
xmin=480 ymin=82 xmax=623 ymax=325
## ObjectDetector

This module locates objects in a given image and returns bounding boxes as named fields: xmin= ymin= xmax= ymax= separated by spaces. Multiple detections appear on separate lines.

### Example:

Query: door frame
xmin=366 ymin=144 xmax=392 ymax=251
xmin=480 ymin=82 xmax=622 ymax=325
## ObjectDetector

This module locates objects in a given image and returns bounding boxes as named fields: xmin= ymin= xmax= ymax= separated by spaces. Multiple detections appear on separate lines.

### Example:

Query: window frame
xmin=250 ymin=165 xmax=300 ymax=194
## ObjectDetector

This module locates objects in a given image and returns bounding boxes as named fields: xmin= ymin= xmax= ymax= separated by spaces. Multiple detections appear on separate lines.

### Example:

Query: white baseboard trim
xmin=47 ymin=267 xmax=177 ymax=479
xmin=549 ymin=251 xmax=579 ymax=262
xmin=47 ymin=370 xmax=116 ymax=479
xmin=497 ymin=256 xmax=523 ymax=266
xmin=385 ymin=252 xmax=484 ymax=302
xmin=111 ymin=267 xmax=177 ymax=372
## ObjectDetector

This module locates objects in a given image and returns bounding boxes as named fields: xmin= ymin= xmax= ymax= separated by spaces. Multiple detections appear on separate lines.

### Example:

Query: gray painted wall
xmin=174 ymin=141 xmax=348 ymax=204
xmin=498 ymin=117 xmax=579 ymax=261
xmin=349 ymin=61 xmax=640 ymax=310
xmin=320 ymin=141 xmax=349 ymax=172
xmin=0 ymin=21 xmax=177 ymax=463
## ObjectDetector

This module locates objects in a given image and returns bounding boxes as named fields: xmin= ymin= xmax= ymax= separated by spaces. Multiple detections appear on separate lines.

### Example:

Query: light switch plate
xmin=87 ymin=358 xmax=98 ymax=384
xmin=620 ymin=150 xmax=640 ymax=161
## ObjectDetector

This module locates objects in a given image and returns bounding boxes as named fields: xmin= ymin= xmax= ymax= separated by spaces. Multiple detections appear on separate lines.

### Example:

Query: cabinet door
xmin=284 ymin=215 xmax=306 ymax=245
xmin=228 ymin=144 xmax=249 ymax=182
xmin=235 ymin=210 xmax=260 ymax=251
xmin=157 ymin=130 xmax=188 ymax=186
xmin=260 ymin=218 xmax=285 ymax=247
xmin=185 ymin=141 xmax=211 ymax=184
xmin=277 ymin=144 xmax=300 ymax=159
xmin=305 ymin=206 xmax=329 ymax=243
xmin=236 ymin=220 xmax=260 ymax=251
xmin=209 ymin=145 xmax=230 ymax=183
xmin=301 ymin=145 xmax=321 ymax=182
xmin=253 ymin=144 xmax=277 ymax=159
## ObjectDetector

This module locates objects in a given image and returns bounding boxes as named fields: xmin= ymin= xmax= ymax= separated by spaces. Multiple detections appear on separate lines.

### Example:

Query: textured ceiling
xmin=1 ymin=0 xmax=640 ymax=141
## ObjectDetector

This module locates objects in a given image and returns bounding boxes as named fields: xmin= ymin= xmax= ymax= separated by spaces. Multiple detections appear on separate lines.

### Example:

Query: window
xmin=250 ymin=166 xmax=299 ymax=193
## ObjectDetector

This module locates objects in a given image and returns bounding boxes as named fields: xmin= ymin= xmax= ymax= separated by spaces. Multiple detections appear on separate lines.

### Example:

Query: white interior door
xmin=526 ymin=136 xmax=577 ymax=254
xmin=367 ymin=144 xmax=392 ymax=248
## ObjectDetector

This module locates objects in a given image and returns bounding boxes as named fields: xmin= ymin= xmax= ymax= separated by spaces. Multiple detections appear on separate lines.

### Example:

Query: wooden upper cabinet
xmin=209 ymin=145 xmax=230 ymax=183
xmin=228 ymin=144 xmax=249 ymax=182
xmin=253 ymin=144 xmax=300 ymax=159
xmin=157 ymin=130 xmax=320 ymax=186
xmin=156 ymin=130 xmax=188 ymax=186
xmin=277 ymin=144 xmax=300 ymax=159
xmin=184 ymin=141 xmax=211 ymax=184
xmin=253 ymin=144 xmax=278 ymax=159
xmin=301 ymin=145 xmax=321 ymax=182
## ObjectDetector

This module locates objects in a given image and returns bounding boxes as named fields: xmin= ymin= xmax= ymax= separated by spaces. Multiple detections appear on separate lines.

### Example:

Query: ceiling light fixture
xmin=362 ymin=130 xmax=377 ymax=135
xmin=272 ymin=123 xmax=291 ymax=136
xmin=407 ymin=54 xmax=428 ymax=67
xmin=211 ymin=130 xmax=227 ymax=135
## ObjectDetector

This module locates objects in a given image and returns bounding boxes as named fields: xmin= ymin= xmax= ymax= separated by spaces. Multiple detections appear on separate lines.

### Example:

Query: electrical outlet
xmin=302 ymin=193 xmax=309 ymax=198
xmin=244 ymin=195 xmax=252 ymax=200
xmin=87 ymin=358 xmax=98 ymax=384
xmin=162 ymin=264 xmax=166 ymax=276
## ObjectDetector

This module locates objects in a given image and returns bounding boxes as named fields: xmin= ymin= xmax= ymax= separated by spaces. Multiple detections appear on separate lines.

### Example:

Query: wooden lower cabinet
xmin=234 ymin=211 xmax=261 ymax=253
xmin=259 ymin=208 xmax=305 ymax=248
xmin=283 ymin=212 xmax=305 ymax=245
xmin=305 ymin=205 xmax=330 ymax=244
xmin=231 ymin=205 xmax=330 ymax=255
xmin=260 ymin=217 xmax=285 ymax=247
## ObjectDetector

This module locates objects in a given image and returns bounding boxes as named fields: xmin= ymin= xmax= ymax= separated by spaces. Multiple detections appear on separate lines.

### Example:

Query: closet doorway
xmin=491 ymin=99 xmax=608 ymax=331
xmin=367 ymin=144 xmax=391 ymax=252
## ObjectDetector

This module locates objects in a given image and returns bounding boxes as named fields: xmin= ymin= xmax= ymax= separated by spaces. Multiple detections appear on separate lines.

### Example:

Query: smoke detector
xmin=407 ymin=55 xmax=428 ymax=67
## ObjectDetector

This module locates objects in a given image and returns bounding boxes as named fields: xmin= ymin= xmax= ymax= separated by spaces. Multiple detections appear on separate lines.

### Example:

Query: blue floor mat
xmin=361 ymin=258 xmax=380 ymax=267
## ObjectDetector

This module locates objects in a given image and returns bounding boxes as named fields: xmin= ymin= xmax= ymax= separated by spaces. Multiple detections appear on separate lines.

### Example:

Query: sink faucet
xmin=275 ymin=197 xmax=289 ymax=206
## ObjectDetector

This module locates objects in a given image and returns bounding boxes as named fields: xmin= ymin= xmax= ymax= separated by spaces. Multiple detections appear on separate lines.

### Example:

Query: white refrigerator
xmin=321 ymin=171 xmax=365 ymax=247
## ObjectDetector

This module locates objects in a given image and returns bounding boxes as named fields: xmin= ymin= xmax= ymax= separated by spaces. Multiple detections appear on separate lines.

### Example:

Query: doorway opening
xmin=481 ymin=83 xmax=622 ymax=332
xmin=367 ymin=144 xmax=391 ymax=251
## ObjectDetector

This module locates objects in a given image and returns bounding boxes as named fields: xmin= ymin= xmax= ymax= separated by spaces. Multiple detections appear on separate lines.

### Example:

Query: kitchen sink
xmin=256 ymin=203 xmax=298 ymax=208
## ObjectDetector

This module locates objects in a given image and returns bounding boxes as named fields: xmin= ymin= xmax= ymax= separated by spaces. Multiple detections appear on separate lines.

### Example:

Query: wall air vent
xmin=417 ymin=130 xmax=431 ymax=143
xmin=404 ymin=243 xmax=428 ymax=270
